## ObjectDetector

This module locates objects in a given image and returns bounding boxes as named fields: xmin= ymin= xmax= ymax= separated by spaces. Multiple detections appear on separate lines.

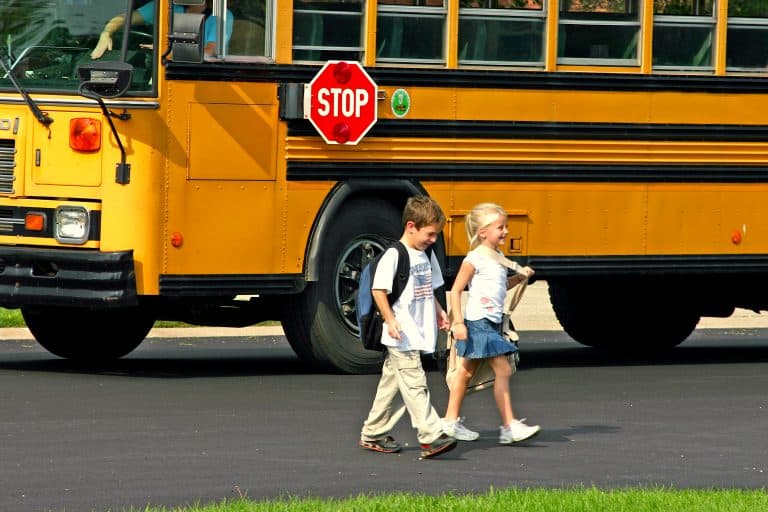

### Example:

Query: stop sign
xmin=304 ymin=61 xmax=378 ymax=145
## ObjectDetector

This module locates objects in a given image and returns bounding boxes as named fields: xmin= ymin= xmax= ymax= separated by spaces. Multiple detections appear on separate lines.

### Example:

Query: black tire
xmin=22 ymin=306 xmax=154 ymax=360
xmin=282 ymin=198 xmax=402 ymax=373
xmin=548 ymin=278 xmax=700 ymax=350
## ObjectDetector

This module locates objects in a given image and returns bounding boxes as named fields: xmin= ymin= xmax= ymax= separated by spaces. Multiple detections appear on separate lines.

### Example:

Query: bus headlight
xmin=54 ymin=207 xmax=89 ymax=245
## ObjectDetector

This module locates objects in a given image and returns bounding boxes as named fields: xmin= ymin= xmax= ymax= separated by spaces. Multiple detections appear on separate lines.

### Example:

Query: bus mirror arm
xmin=95 ymin=98 xmax=131 ymax=185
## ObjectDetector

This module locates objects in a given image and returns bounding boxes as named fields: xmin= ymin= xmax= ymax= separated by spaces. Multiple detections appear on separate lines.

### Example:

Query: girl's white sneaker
xmin=499 ymin=419 xmax=541 ymax=444
xmin=441 ymin=417 xmax=480 ymax=441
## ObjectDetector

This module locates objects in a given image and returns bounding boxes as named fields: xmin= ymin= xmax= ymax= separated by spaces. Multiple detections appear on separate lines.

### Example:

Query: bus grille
xmin=0 ymin=208 xmax=15 ymax=234
xmin=0 ymin=139 xmax=16 ymax=194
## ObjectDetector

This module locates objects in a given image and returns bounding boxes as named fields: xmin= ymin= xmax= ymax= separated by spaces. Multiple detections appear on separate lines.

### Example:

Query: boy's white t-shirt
xmin=464 ymin=247 xmax=507 ymax=324
xmin=371 ymin=245 xmax=444 ymax=353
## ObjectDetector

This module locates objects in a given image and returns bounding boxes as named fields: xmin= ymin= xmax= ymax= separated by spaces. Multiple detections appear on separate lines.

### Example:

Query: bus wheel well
xmin=304 ymin=181 xmax=423 ymax=282
xmin=22 ymin=306 xmax=155 ymax=361
xmin=548 ymin=278 xmax=700 ymax=350
xmin=282 ymin=197 xmax=405 ymax=373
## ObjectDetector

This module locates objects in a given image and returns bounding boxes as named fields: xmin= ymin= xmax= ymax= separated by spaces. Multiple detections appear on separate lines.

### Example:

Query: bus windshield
xmin=0 ymin=0 xmax=155 ymax=95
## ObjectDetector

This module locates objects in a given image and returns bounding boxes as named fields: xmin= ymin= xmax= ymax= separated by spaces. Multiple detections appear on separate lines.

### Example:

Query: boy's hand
xmin=385 ymin=320 xmax=402 ymax=340
xmin=437 ymin=309 xmax=449 ymax=331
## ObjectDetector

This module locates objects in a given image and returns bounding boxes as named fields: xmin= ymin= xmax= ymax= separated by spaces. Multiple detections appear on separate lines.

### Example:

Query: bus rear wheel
xmin=282 ymin=198 xmax=402 ymax=374
xmin=548 ymin=279 xmax=700 ymax=350
xmin=22 ymin=306 xmax=155 ymax=361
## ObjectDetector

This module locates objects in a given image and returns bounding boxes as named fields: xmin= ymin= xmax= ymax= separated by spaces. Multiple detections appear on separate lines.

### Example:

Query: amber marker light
xmin=25 ymin=212 xmax=46 ymax=231
xmin=70 ymin=118 xmax=101 ymax=151
xmin=171 ymin=232 xmax=184 ymax=248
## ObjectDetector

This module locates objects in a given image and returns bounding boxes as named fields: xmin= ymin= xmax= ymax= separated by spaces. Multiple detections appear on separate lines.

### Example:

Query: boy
xmin=359 ymin=195 xmax=457 ymax=459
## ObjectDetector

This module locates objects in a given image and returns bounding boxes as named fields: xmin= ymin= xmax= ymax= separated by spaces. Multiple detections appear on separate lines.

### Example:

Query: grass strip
xmin=138 ymin=488 xmax=768 ymax=512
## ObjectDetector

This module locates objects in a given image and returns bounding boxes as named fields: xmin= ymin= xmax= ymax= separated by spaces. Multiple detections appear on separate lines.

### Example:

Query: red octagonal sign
xmin=304 ymin=61 xmax=378 ymax=145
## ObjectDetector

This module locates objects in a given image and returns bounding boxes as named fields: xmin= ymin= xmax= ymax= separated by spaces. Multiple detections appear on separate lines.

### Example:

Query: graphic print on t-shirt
xmin=411 ymin=261 xmax=433 ymax=301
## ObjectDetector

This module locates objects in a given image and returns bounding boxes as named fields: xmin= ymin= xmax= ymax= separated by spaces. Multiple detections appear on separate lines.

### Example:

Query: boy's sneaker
xmin=499 ymin=418 xmax=541 ymax=444
xmin=441 ymin=417 xmax=480 ymax=441
xmin=359 ymin=435 xmax=402 ymax=454
xmin=420 ymin=434 xmax=457 ymax=459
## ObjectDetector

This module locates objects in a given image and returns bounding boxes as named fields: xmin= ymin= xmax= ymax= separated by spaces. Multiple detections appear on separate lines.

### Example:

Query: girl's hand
xmin=451 ymin=323 xmax=468 ymax=341
xmin=508 ymin=266 xmax=534 ymax=288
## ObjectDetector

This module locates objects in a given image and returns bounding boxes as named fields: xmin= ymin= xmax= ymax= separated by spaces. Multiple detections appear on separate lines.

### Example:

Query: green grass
xmin=0 ymin=308 xmax=24 ymax=328
xmin=0 ymin=308 xmax=280 ymax=329
xmin=135 ymin=488 xmax=768 ymax=512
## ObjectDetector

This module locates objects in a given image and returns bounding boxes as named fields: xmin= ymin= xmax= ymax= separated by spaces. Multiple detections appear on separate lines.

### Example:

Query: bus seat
xmin=229 ymin=19 xmax=265 ymax=56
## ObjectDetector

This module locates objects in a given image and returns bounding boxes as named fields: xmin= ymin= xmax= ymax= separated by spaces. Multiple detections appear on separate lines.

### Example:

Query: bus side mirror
xmin=76 ymin=61 xmax=134 ymax=99
xmin=169 ymin=12 xmax=205 ymax=63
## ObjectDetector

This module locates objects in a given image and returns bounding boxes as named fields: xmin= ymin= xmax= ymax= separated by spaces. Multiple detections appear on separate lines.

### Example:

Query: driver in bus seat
xmin=91 ymin=0 xmax=233 ymax=59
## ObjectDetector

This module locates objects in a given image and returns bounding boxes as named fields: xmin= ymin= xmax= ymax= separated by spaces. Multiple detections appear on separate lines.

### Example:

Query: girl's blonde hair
xmin=465 ymin=202 xmax=506 ymax=250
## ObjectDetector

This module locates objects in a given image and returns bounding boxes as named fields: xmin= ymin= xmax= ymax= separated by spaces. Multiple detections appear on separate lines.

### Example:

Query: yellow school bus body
xmin=3 ymin=0 xmax=768 ymax=372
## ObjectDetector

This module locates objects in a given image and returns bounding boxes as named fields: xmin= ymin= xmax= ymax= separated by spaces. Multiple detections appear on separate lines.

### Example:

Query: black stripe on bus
xmin=287 ymin=119 xmax=768 ymax=142
xmin=287 ymin=161 xmax=768 ymax=183
xmin=166 ymin=62 xmax=768 ymax=93
xmin=522 ymin=254 xmax=768 ymax=278
xmin=159 ymin=274 xmax=305 ymax=296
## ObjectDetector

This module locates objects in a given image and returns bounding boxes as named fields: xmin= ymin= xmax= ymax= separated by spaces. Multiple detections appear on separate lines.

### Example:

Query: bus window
xmin=1 ymin=0 xmax=153 ymax=95
xmin=292 ymin=0 xmax=364 ymax=62
xmin=558 ymin=0 xmax=640 ymax=65
xmin=726 ymin=2 xmax=768 ymax=71
xmin=377 ymin=0 xmax=447 ymax=64
xmin=227 ymin=0 xmax=272 ymax=59
xmin=458 ymin=0 xmax=545 ymax=67
xmin=653 ymin=0 xmax=714 ymax=70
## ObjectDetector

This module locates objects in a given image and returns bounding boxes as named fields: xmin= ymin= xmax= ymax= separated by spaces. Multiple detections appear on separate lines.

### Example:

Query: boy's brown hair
xmin=402 ymin=195 xmax=446 ymax=229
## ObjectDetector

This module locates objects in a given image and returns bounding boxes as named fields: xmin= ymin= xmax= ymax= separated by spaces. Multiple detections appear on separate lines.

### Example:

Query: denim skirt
xmin=456 ymin=318 xmax=518 ymax=360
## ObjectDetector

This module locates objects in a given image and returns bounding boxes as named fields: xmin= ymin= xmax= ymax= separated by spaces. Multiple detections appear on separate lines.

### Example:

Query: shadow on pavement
xmin=2 ymin=329 xmax=768 ymax=377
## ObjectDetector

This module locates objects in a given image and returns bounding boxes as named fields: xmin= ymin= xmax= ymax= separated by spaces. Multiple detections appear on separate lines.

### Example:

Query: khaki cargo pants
xmin=360 ymin=346 xmax=444 ymax=445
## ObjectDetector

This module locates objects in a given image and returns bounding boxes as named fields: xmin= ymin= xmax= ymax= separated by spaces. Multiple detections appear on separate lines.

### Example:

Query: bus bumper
xmin=0 ymin=247 xmax=138 ymax=308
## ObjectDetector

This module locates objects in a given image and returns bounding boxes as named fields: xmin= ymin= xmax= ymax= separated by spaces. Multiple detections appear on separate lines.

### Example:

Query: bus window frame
xmin=292 ymin=1 xmax=365 ymax=63
xmin=725 ymin=16 xmax=768 ymax=72
xmin=652 ymin=14 xmax=716 ymax=72
xmin=214 ymin=0 xmax=275 ymax=62
xmin=557 ymin=0 xmax=641 ymax=67
xmin=457 ymin=6 xmax=546 ymax=68
xmin=376 ymin=3 xmax=447 ymax=65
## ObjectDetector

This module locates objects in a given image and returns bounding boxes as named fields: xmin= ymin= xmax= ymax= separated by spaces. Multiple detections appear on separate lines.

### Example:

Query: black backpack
xmin=356 ymin=242 xmax=433 ymax=351
xmin=356 ymin=242 xmax=410 ymax=351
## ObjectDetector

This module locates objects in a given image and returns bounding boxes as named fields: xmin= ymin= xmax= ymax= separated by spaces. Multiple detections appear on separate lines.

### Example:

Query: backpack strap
xmin=389 ymin=242 xmax=411 ymax=305
xmin=389 ymin=243 xmax=435 ymax=305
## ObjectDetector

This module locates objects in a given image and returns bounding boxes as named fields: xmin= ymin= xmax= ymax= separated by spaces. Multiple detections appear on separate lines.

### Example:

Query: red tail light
xmin=70 ymin=118 xmax=101 ymax=152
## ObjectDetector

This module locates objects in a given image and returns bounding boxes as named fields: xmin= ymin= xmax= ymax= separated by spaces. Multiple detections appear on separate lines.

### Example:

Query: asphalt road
xmin=2 ymin=328 xmax=768 ymax=512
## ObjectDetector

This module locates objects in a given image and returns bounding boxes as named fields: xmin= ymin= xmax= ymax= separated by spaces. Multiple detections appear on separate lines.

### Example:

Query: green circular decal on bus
xmin=391 ymin=88 xmax=411 ymax=118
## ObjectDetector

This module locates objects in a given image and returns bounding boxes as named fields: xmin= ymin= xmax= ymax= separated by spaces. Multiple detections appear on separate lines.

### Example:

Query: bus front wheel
xmin=282 ymin=198 xmax=402 ymax=374
xmin=548 ymin=279 xmax=700 ymax=350
xmin=21 ymin=306 xmax=154 ymax=360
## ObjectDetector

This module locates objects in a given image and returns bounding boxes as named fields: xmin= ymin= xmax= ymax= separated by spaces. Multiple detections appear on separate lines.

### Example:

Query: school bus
xmin=1 ymin=0 xmax=768 ymax=373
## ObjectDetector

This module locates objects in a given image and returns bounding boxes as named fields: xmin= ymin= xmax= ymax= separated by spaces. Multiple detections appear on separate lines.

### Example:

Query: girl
xmin=442 ymin=203 xmax=541 ymax=444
